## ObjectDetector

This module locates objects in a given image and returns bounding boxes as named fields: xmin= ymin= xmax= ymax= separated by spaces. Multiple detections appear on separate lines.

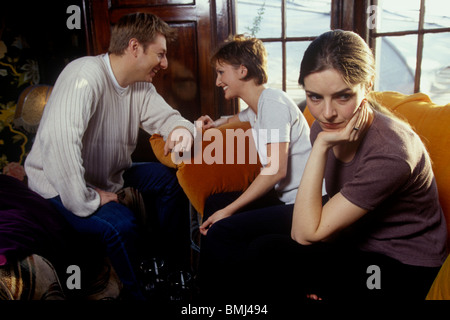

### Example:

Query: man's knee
xmin=97 ymin=202 xmax=138 ymax=242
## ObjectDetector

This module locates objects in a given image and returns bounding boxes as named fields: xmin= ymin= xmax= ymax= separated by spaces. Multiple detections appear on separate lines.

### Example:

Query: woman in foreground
xmin=287 ymin=29 xmax=447 ymax=301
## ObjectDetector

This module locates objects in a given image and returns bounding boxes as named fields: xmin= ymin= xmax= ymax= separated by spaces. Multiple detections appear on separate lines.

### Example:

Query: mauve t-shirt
xmin=311 ymin=111 xmax=447 ymax=267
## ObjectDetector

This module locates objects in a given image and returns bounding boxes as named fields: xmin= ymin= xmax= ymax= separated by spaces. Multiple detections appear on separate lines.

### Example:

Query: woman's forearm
xmin=291 ymin=140 xmax=329 ymax=245
xmin=230 ymin=170 xmax=285 ymax=212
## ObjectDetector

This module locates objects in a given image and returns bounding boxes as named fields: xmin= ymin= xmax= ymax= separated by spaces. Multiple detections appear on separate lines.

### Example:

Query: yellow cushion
xmin=149 ymin=134 xmax=178 ymax=169
xmin=302 ymin=106 xmax=315 ymax=127
xmin=153 ymin=91 xmax=450 ymax=228
xmin=370 ymin=91 xmax=450 ymax=244
xmin=426 ymin=253 xmax=450 ymax=300
xmin=304 ymin=91 xmax=450 ymax=245
xmin=150 ymin=122 xmax=262 ymax=215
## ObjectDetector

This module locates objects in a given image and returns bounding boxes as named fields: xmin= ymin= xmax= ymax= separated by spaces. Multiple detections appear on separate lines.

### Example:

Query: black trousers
xmin=198 ymin=194 xmax=440 ymax=303
xmin=198 ymin=192 xmax=292 ymax=302
xmin=244 ymin=235 xmax=440 ymax=303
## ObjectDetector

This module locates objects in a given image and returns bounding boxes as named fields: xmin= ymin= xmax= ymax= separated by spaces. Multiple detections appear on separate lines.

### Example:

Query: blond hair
xmin=108 ymin=12 xmax=177 ymax=55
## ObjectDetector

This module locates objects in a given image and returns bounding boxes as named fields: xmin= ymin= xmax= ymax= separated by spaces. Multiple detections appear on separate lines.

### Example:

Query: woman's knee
xmin=206 ymin=217 xmax=236 ymax=241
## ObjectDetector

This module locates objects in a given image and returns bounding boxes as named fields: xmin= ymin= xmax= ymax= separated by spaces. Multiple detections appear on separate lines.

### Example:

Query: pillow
xmin=426 ymin=253 xmax=450 ymax=300
xmin=149 ymin=134 xmax=178 ymax=169
xmin=369 ymin=91 xmax=450 ymax=244
xmin=150 ymin=122 xmax=262 ymax=215
xmin=0 ymin=175 xmax=73 ymax=265
xmin=302 ymin=106 xmax=315 ymax=127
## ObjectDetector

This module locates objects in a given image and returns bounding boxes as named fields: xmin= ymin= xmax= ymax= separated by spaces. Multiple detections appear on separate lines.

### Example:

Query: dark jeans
xmin=50 ymin=162 xmax=190 ymax=300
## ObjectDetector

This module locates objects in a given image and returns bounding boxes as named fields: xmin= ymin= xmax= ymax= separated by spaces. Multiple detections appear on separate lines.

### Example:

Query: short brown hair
xmin=211 ymin=34 xmax=268 ymax=85
xmin=108 ymin=12 xmax=177 ymax=55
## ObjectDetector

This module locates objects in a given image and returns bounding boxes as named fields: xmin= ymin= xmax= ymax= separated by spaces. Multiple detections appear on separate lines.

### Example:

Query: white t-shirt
xmin=239 ymin=88 xmax=312 ymax=204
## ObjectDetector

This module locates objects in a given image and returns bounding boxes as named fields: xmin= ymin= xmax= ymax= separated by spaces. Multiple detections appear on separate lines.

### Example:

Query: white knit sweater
xmin=25 ymin=54 xmax=194 ymax=217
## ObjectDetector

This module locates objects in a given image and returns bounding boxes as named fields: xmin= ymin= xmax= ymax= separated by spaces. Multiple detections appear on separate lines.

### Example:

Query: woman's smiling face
xmin=215 ymin=61 xmax=244 ymax=100
xmin=304 ymin=68 xmax=367 ymax=132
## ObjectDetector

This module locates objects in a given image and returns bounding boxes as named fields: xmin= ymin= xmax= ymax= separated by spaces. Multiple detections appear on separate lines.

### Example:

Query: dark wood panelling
xmin=331 ymin=0 xmax=369 ymax=41
xmin=112 ymin=0 xmax=195 ymax=6
xmin=84 ymin=0 xmax=237 ymax=121
xmin=152 ymin=22 xmax=200 ymax=122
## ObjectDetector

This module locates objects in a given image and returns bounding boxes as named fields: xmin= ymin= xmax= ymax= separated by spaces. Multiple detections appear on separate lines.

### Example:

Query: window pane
xmin=424 ymin=0 xmax=450 ymax=29
xmin=265 ymin=42 xmax=283 ymax=90
xmin=286 ymin=0 xmax=331 ymax=37
xmin=423 ymin=33 xmax=450 ymax=105
xmin=374 ymin=35 xmax=417 ymax=94
xmin=376 ymin=0 xmax=421 ymax=33
xmin=236 ymin=0 xmax=281 ymax=38
xmin=286 ymin=41 xmax=311 ymax=105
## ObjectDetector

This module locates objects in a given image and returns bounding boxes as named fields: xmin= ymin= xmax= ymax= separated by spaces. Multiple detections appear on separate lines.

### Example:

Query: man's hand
xmin=196 ymin=115 xmax=216 ymax=130
xmin=164 ymin=127 xmax=194 ymax=156
xmin=94 ymin=188 xmax=118 ymax=206
xmin=196 ymin=115 xmax=231 ymax=130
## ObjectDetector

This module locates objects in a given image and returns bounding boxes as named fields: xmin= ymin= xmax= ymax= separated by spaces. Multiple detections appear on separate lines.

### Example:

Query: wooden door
xmin=84 ymin=0 xmax=236 ymax=122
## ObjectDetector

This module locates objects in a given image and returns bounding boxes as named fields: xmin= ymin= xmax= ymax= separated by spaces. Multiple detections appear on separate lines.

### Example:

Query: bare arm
xmin=290 ymin=140 xmax=368 ymax=245
xmin=291 ymin=106 xmax=370 ymax=244
xmin=196 ymin=114 xmax=241 ymax=130
xmin=200 ymin=142 xmax=289 ymax=235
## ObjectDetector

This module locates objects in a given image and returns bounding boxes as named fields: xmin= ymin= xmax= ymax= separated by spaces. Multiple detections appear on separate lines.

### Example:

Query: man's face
xmin=136 ymin=33 xmax=168 ymax=83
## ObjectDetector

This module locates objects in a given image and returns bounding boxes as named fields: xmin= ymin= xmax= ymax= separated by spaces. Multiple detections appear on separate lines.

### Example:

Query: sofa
xmin=150 ymin=90 xmax=450 ymax=300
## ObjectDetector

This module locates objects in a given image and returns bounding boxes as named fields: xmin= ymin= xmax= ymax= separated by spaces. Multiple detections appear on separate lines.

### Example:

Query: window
xmin=235 ymin=0 xmax=332 ymax=109
xmin=369 ymin=0 xmax=450 ymax=104
xmin=234 ymin=0 xmax=450 ymax=109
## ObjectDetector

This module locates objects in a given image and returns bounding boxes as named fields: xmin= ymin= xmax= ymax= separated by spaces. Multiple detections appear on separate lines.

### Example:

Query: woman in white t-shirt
xmin=198 ymin=35 xmax=313 ymax=235
xmin=196 ymin=35 xmax=317 ymax=300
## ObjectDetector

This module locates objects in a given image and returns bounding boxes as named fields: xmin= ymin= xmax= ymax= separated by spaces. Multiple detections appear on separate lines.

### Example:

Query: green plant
xmin=245 ymin=1 xmax=266 ymax=37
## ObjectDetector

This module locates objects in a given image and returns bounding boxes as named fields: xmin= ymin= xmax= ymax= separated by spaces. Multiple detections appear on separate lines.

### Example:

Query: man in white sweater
xmin=25 ymin=13 xmax=194 ymax=300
